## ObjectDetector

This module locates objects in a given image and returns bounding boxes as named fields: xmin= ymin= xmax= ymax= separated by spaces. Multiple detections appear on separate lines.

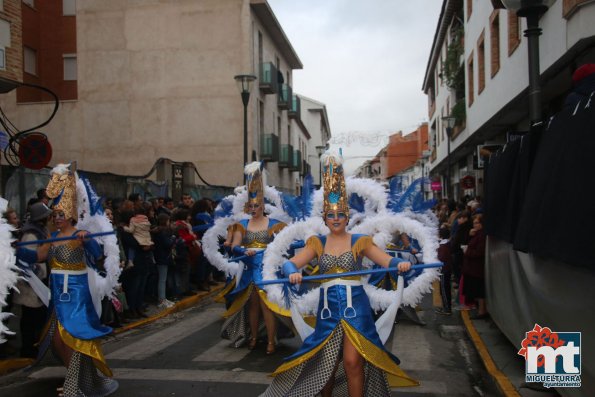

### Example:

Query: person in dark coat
xmin=462 ymin=214 xmax=487 ymax=319
xmin=435 ymin=226 xmax=452 ymax=315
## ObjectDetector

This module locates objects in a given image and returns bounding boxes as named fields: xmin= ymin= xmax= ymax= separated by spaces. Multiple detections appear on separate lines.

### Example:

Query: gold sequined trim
xmin=222 ymin=284 xmax=253 ymax=318
xmin=245 ymin=242 xmax=267 ymax=249
xmin=351 ymin=235 xmax=375 ymax=261
xmin=257 ymin=288 xmax=290 ymax=317
xmin=268 ymin=222 xmax=286 ymax=237
xmin=234 ymin=223 xmax=246 ymax=236
xmin=342 ymin=320 xmax=418 ymax=387
xmin=57 ymin=322 xmax=113 ymax=377
xmin=214 ymin=278 xmax=236 ymax=303
xmin=305 ymin=236 xmax=323 ymax=258
xmin=50 ymin=257 xmax=86 ymax=271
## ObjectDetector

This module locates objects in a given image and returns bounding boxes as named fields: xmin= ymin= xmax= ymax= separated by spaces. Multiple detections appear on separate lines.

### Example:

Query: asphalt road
xmin=0 ymin=294 xmax=498 ymax=396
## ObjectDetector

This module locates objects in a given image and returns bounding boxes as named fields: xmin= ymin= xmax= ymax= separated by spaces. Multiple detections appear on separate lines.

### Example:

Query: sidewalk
xmin=462 ymin=311 xmax=560 ymax=397
xmin=0 ymin=284 xmax=225 ymax=376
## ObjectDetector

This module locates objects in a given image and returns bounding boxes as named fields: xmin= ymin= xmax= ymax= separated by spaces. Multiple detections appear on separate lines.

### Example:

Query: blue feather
xmin=349 ymin=193 xmax=365 ymax=213
xmin=214 ymin=198 xmax=233 ymax=219
xmin=281 ymin=193 xmax=301 ymax=221
xmin=301 ymin=174 xmax=315 ymax=218
xmin=78 ymin=172 xmax=104 ymax=216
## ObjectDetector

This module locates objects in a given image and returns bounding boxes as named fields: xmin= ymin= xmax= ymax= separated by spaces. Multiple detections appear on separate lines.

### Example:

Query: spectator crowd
xmin=1 ymin=191 xmax=224 ymax=359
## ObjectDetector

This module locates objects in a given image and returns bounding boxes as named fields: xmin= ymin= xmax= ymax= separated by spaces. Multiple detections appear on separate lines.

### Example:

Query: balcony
xmin=260 ymin=133 xmax=279 ymax=162
xmin=288 ymin=95 xmax=301 ymax=119
xmin=290 ymin=149 xmax=302 ymax=172
xmin=278 ymin=84 xmax=292 ymax=110
xmin=279 ymin=144 xmax=293 ymax=168
xmin=259 ymin=62 xmax=279 ymax=94
xmin=301 ymin=159 xmax=310 ymax=176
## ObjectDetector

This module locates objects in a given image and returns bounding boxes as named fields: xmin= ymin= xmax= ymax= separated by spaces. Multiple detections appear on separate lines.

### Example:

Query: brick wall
xmin=0 ymin=0 xmax=23 ymax=83
xmin=17 ymin=0 xmax=77 ymax=102
xmin=490 ymin=10 xmax=500 ymax=78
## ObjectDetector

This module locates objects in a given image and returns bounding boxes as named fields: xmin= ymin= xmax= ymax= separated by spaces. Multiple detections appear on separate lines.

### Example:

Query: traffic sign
xmin=18 ymin=133 xmax=52 ymax=170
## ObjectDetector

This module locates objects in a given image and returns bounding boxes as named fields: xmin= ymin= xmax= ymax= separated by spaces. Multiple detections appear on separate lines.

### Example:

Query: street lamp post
xmin=234 ymin=74 xmax=257 ymax=183
xmin=315 ymin=145 xmax=326 ymax=187
xmin=501 ymin=0 xmax=555 ymax=130
xmin=442 ymin=116 xmax=456 ymax=200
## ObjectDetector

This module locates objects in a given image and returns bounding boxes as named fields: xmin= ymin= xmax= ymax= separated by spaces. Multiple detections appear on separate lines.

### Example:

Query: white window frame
xmin=22 ymin=0 xmax=34 ymax=9
xmin=0 ymin=47 xmax=5 ymax=70
xmin=63 ymin=53 xmax=77 ymax=81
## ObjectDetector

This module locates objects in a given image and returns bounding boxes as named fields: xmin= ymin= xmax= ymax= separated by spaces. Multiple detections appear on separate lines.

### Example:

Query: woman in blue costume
xmin=221 ymin=162 xmax=287 ymax=354
xmin=18 ymin=165 xmax=118 ymax=397
xmin=261 ymin=153 xmax=417 ymax=397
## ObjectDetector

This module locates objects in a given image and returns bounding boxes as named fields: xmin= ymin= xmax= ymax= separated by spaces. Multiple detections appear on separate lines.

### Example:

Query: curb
xmin=0 ymin=358 xmax=34 ymax=377
xmin=0 ymin=284 xmax=224 ymax=376
xmin=113 ymin=284 xmax=224 ymax=335
xmin=461 ymin=310 xmax=521 ymax=397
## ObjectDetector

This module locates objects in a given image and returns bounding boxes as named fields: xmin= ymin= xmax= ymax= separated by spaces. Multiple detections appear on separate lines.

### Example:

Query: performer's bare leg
xmin=343 ymin=334 xmax=364 ymax=397
xmin=258 ymin=295 xmax=276 ymax=353
xmin=248 ymin=289 xmax=261 ymax=348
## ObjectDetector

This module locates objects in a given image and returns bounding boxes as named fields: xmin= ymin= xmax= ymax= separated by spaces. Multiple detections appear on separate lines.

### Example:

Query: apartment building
xmin=423 ymin=0 xmax=595 ymax=200
xmin=0 ymin=0 xmax=330 ymax=196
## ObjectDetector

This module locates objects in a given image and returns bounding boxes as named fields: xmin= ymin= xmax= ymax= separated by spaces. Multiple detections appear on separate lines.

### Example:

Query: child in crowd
xmin=123 ymin=207 xmax=154 ymax=269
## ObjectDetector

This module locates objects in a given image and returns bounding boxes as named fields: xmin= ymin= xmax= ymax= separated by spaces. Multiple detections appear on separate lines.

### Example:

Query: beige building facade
xmin=0 ymin=0 xmax=331 ymax=195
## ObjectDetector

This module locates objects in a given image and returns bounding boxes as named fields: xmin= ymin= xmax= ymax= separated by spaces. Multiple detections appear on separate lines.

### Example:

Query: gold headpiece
xmin=244 ymin=161 xmax=264 ymax=213
xmin=321 ymin=151 xmax=349 ymax=216
xmin=46 ymin=163 xmax=78 ymax=220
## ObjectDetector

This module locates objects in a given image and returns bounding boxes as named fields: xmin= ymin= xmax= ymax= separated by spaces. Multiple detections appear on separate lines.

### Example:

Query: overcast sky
xmin=267 ymin=0 xmax=443 ymax=173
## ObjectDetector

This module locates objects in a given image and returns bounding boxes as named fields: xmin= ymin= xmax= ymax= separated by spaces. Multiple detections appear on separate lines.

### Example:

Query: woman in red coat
xmin=462 ymin=214 xmax=488 ymax=319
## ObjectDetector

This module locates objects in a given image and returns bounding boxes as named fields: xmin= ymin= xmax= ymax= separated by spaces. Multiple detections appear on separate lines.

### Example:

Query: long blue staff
xmin=229 ymin=250 xmax=265 ymax=263
xmin=255 ymin=263 xmax=443 ymax=286
xmin=229 ymin=240 xmax=308 ymax=262
xmin=15 ymin=231 xmax=116 ymax=246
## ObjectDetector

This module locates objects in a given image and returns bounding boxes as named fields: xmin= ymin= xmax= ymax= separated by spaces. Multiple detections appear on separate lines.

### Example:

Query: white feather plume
xmin=0 ymin=197 xmax=20 ymax=343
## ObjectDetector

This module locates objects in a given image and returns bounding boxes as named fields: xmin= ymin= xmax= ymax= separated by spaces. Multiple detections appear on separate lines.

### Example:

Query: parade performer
xmin=16 ymin=163 xmax=119 ymax=397
xmin=213 ymin=162 xmax=290 ymax=353
xmin=259 ymin=152 xmax=420 ymax=397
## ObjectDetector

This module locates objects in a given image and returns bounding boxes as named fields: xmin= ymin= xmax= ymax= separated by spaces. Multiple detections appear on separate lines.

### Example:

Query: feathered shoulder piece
xmin=351 ymin=234 xmax=375 ymax=260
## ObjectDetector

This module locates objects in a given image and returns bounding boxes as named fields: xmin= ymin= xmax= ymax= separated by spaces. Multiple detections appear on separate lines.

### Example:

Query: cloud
xmin=268 ymin=0 xmax=443 ymax=173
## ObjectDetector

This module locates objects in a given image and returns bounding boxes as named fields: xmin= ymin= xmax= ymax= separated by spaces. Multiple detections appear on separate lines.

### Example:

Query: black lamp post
xmin=234 ymin=74 xmax=257 ymax=183
xmin=501 ymin=0 xmax=555 ymax=130
xmin=442 ymin=116 xmax=456 ymax=199
xmin=315 ymin=145 xmax=326 ymax=187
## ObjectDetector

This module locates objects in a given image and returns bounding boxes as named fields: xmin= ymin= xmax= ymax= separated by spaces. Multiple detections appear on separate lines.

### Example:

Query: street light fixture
xmin=234 ymin=74 xmax=257 ymax=183
xmin=442 ymin=116 xmax=456 ymax=199
xmin=500 ymin=0 xmax=555 ymax=130
xmin=315 ymin=145 xmax=326 ymax=187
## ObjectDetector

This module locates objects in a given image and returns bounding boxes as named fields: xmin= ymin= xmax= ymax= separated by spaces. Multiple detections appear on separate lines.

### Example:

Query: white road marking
xmin=106 ymin=307 xmax=224 ymax=360
xmin=192 ymin=338 xmax=251 ymax=362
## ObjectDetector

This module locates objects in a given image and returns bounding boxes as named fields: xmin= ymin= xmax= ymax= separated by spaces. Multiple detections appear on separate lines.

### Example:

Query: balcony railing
xmin=301 ymin=159 xmax=310 ymax=176
xmin=288 ymin=95 xmax=300 ymax=119
xmin=279 ymin=144 xmax=293 ymax=168
xmin=278 ymin=84 xmax=292 ymax=109
xmin=259 ymin=133 xmax=279 ymax=162
xmin=260 ymin=62 xmax=278 ymax=94
xmin=290 ymin=149 xmax=302 ymax=172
